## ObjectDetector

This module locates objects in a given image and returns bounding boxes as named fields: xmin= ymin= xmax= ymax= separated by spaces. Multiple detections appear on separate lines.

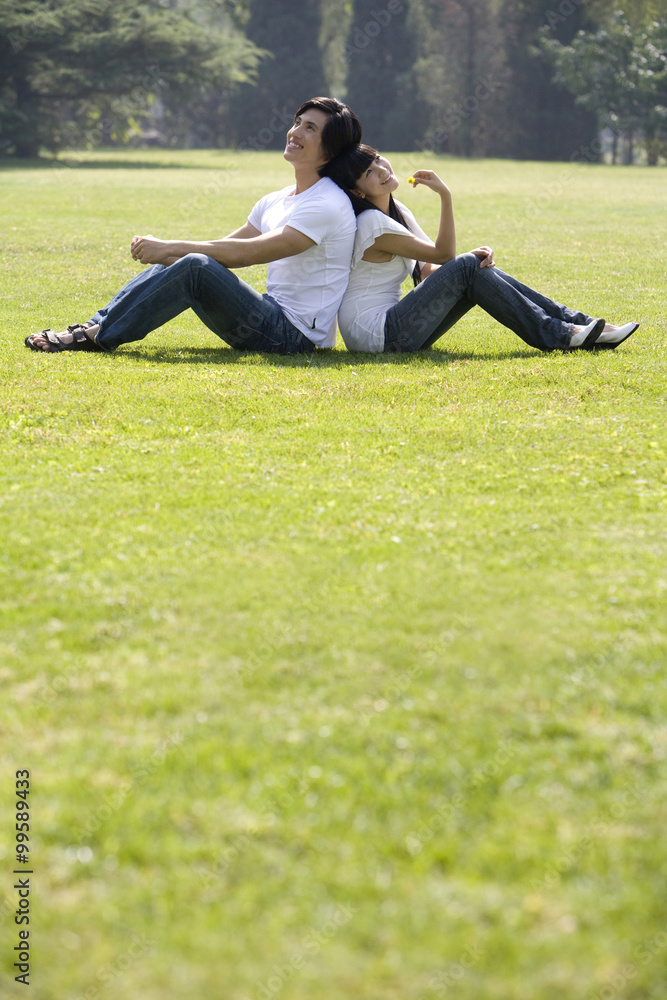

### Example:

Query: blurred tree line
xmin=1 ymin=0 xmax=665 ymax=161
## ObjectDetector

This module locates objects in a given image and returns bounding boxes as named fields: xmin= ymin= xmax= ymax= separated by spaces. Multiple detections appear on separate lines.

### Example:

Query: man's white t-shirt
xmin=248 ymin=177 xmax=356 ymax=348
xmin=337 ymin=202 xmax=430 ymax=352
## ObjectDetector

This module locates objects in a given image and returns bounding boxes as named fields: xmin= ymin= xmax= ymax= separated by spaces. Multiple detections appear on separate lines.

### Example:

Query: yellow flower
xmin=408 ymin=176 xmax=415 ymax=185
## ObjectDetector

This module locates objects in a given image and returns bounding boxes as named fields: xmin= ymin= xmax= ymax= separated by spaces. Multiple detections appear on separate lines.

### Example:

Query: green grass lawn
xmin=1 ymin=150 xmax=666 ymax=1000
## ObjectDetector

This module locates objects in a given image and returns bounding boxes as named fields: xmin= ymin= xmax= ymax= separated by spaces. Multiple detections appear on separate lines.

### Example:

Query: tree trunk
xmin=645 ymin=126 xmax=659 ymax=166
xmin=464 ymin=5 xmax=476 ymax=158
xmin=622 ymin=130 xmax=634 ymax=165
xmin=13 ymin=68 xmax=41 ymax=158
xmin=99 ymin=103 xmax=115 ymax=147
xmin=14 ymin=137 xmax=41 ymax=158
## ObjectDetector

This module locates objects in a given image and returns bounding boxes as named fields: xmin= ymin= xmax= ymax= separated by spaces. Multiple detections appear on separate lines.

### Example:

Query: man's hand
xmin=131 ymin=235 xmax=176 ymax=266
xmin=130 ymin=224 xmax=315 ymax=270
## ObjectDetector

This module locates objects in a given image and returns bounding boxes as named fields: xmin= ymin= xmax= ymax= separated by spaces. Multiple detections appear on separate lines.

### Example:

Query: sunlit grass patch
xmin=1 ymin=151 xmax=666 ymax=1000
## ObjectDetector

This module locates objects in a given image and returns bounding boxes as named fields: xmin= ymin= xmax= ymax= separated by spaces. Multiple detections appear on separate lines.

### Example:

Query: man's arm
xmin=131 ymin=221 xmax=262 ymax=265
xmin=132 ymin=226 xmax=314 ymax=268
xmin=223 ymin=222 xmax=262 ymax=240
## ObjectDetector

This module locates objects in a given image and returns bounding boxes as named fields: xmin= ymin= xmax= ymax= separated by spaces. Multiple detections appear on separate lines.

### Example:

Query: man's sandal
xmin=25 ymin=324 xmax=101 ymax=353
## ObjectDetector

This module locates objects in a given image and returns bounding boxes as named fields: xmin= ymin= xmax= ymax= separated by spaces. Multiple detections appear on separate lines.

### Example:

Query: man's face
xmin=284 ymin=108 xmax=329 ymax=170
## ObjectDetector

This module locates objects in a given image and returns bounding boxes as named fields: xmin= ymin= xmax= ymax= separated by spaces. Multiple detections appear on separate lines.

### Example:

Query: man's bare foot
xmin=26 ymin=323 xmax=100 ymax=352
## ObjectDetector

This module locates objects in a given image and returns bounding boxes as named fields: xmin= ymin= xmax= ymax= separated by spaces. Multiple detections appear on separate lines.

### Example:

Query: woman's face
xmin=353 ymin=154 xmax=399 ymax=203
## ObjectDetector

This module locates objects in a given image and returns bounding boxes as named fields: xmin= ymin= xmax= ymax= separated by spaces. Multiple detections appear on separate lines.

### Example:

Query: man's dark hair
xmin=293 ymin=97 xmax=362 ymax=162
xmin=319 ymin=143 xmax=376 ymax=213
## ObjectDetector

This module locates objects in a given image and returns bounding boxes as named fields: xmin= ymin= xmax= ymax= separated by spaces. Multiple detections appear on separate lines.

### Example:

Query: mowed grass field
xmin=1 ymin=150 xmax=666 ymax=1000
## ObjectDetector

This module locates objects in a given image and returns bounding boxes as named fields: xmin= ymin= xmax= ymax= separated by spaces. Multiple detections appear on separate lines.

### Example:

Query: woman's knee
xmin=460 ymin=251 xmax=482 ymax=269
xmin=438 ymin=252 xmax=480 ymax=279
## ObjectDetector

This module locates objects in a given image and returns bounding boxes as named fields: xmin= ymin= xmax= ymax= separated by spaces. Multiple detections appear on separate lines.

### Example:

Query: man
xmin=25 ymin=97 xmax=361 ymax=355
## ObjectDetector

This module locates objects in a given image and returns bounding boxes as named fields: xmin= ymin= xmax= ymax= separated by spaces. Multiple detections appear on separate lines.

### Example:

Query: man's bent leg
xmin=96 ymin=254 xmax=312 ymax=355
xmin=94 ymin=257 xmax=208 ymax=350
xmin=89 ymin=264 xmax=169 ymax=332
xmin=186 ymin=261 xmax=313 ymax=354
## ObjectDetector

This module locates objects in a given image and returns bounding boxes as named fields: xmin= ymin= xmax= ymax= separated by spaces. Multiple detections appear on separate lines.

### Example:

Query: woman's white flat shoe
xmin=594 ymin=322 xmax=639 ymax=349
xmin=569 ymin=319 xmax=605 ymax=351
xmin=570 ymin=317 xmax=605 ymax=350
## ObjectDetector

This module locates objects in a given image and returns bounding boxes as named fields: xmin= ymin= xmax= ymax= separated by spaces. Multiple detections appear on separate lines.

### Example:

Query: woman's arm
xmin=419 ymin=262 xmax=439 ymax=279
xmin=370 ymin=169 xmax=456 ymax=265
xmin=420 ymin=246 xmax=496 ymax=279
xmin=410 ymin=169 xmax=456 ymax=261
xmin=370 ymin=231 xmax=451 ymax=265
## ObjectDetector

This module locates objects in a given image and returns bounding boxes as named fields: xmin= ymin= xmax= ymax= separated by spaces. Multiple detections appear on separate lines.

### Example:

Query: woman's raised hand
xmin=408 ymin=170 xmax=450 ymax=195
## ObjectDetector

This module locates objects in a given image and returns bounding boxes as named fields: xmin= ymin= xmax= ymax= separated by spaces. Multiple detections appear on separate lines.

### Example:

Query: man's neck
xmin=292 ymin=165 xmax=323 ymax=195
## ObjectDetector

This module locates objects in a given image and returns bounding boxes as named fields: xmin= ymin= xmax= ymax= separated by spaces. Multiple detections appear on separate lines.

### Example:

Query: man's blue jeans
xmin=385 ymin=252 xmax=597 ymax=352
xmin=91 ymin=253 xmax=315 ymax=355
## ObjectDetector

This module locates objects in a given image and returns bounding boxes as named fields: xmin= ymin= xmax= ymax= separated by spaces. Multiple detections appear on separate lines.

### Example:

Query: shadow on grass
xmin=120 ymin=345 xmax=535 ymax=366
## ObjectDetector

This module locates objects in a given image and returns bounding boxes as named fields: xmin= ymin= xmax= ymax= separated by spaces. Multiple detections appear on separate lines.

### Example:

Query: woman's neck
xmin=367 ymin=192 xmax=391 ymax=215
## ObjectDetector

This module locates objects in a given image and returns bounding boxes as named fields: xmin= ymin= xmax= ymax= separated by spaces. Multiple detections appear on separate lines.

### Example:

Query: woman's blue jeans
xmin=91 ymin=253 xmax=315 ymax=355
xmin=384 ymin=252 xmax=597 ymax=352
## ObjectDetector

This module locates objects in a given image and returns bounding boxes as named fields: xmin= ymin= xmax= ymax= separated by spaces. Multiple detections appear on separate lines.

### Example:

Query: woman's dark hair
xmin=293 ymin=97 xmax=362 ymax=162
xmin=321 ymin=143 xmax=422 ymax=285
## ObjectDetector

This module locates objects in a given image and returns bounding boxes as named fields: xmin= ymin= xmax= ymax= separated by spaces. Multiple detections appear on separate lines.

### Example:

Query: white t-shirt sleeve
xmin=247 ymin=193 xmax=270 ymax=232
xmin=285 ymin=193 xmax=341 ymax=245
xmin=353 ymin=210 xmax=416 ymax=268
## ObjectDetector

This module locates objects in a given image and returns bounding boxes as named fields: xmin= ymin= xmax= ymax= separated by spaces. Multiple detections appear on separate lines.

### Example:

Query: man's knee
xmin=181 ymin=252 xmax=213 ymax=267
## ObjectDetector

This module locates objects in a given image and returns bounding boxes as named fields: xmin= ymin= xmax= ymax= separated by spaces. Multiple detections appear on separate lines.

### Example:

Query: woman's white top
xmin=337 ymin=201 xmax=431 ymax=352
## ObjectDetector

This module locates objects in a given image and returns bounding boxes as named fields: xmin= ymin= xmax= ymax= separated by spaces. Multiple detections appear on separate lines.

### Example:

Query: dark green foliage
xmin=344 ymin=0 xmax=424 ymax=151
xmin=228 ymin=0 xmax=327 ymax=150
xmin=494 ymin=0 xmax=598 ymax=162
xmin=541 ymin=11 xmax=667 ymax=165
xmin=409 ymin=0 xmax=509 ymax=158
xmin=1 ymin=0 xmax=664 ymax=160
xmin=0 ymin=0 xmax=261 ymax=156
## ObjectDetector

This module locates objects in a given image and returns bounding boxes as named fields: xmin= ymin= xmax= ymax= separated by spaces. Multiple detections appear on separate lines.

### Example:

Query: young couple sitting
xmin=25 ymin=96 xmax=637 ymax=358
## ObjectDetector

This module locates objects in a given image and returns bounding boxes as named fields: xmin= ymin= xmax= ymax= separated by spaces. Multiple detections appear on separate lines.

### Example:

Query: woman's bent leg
xmin=94 ymin=254 xmax=313 ymax=354
xmin=385 ymin=253 xmax=596 ymax=352
xmin=385 ymin=256 xmax=475 ymax=352
xmin=418 ymin=298 xmax=475 ymax=350
xmin=494 ymin=270 xmax=596 ymax=327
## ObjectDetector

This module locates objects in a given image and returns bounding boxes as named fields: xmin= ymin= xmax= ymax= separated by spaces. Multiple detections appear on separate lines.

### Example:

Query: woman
xmin=320 ymin=144 xmax=638 ymax=354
